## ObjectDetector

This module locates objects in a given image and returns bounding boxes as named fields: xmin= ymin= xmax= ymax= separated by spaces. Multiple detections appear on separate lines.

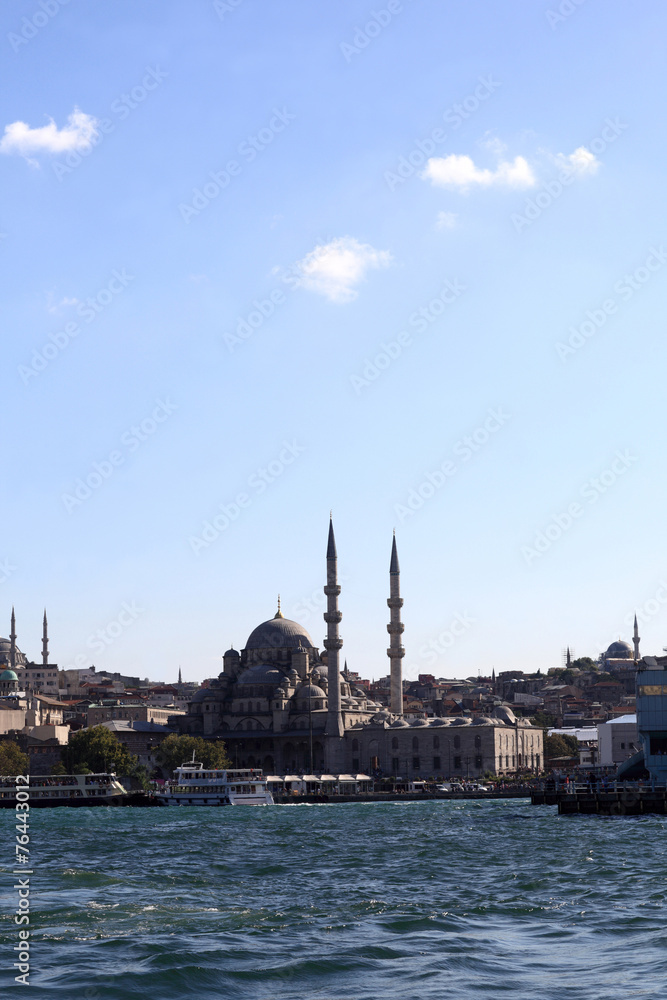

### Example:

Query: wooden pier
xmin=531 ymin=784 xmax=667 ymax=815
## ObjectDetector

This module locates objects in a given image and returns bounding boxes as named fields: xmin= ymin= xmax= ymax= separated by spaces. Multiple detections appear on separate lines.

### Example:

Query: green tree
xmin=62 ymin=726 xmax=138 ymax=776
xmin=156 ymin=735 xmax=231 ymax=777
xmin=530 ymin=711 xmax=558 ymax=729
xmin=573 ymin=657 xmax=598 ymax=671
xmin=545 ymin=734 xmax=579 ymax=760
xmin=0 ymin=740 xmax=29 ymax=776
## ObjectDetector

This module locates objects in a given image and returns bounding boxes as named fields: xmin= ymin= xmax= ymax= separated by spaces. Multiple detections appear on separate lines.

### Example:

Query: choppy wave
xmin=1 ymin=799 xmax=666 ymax=999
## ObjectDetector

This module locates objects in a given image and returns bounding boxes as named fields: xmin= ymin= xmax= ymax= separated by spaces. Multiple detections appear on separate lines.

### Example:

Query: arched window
xmin=454 ymin=735 xmax=461 ymax=749
xmin=412 ymin=736 xmax=419 ymax=750
xmin=391 ymin=737 xmax=399 ymax=750
xmin=352 ymin=739 xmax=359 ymax=751
xmin=433 ymin=736 xmax=440 ymax=749
xmin=239 ymin=702 xmax=244 ymax=714
xmin=256 ymin=702 xmax=261 ymax=713
xmin=474 ymin=735 xmax=481 ymax=749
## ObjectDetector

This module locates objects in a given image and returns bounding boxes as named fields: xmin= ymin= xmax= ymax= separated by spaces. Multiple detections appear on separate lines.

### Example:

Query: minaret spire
xmin=634 ymin=614 xmax=640 ymax=662
xmin=566 ymin=647 xmax=572 ymax=670
xmin=323 ymin=517 xmax=344 ymax=754
xmin=387 ymin=533 xmax=404 ymax=716
xmin=42 ymin=608 xmax=49 ymax=667
xmin=274 ymin=594 xmax=284 ymax=619
xmin=10 ymin=607 xmax=16 ymax=670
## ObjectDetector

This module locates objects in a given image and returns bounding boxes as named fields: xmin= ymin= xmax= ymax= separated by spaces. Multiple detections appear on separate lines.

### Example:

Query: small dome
xmin=430 ymin=718 xmax=449 ymax=727
xmin=390 ymin=718 xmax=410 ymax=728
xmin=371 ymin=711 xmax=390 ymax=724
xmin=224 ymin=648 xmax=239 ymax=658
xmin=296 ymin=684 xmax=326 ymax=701
xmin=410 ymin=718 xmax=428 ymax=727
xmin=0 ymin=668 xmax=18 ymax=681
xmin=494 ymin=706 xmax=516 ymax=725
xmin=450 ymin=717 xmax=471 ymax=726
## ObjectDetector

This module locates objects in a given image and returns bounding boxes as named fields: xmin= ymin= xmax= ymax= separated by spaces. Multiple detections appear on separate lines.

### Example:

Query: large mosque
xmin=176 ymin=520 xmax=543 ymax=778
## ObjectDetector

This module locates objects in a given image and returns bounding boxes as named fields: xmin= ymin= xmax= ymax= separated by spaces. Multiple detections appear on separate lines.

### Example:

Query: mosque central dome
xmin=244 ymin=615 xmax=315 ymax=652
xmin=605 ymin=640 xmax=633 ymax=660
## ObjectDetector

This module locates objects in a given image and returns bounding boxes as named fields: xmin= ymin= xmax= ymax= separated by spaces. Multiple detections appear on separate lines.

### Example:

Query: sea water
xmin=1 ymin=798 xmax=666 ymax=999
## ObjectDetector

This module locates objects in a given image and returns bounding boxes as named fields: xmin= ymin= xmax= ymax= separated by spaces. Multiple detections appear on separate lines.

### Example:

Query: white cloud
xmin=479 ymin=134 xmax=507 ymax=156
xmin=291 ymin=236 xmax=392 ymax=303
xmin=435 ymin=211 xmax=458 ymax=230
xmin=0 ymin=108 xmax=99 ymax=158
xmin=554 ymin=146 xmax=600 ymax=176
xmin=47 ymin=295 xmax=79 ymax=314
xmin=422 ymin=154 xmax=536 ymax=191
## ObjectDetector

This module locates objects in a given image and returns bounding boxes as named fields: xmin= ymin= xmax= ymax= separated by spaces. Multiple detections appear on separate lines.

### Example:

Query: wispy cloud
xmin=554 ymin=146 xmax=600 ymax=176
xmin=47 ymin=295 xmax=79 ymax=315
xmin=0 ymin=108 xmax=99 ymax=160
xmin=291 ymin=236 xmax=392 ymax=303
xmin=435 ymin=211 xmax=458 ymax=230
xmin=422 ymin=154 xmax=536 ymax=191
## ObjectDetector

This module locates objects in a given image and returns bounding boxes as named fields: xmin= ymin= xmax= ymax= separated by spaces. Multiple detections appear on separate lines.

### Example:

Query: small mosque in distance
xmin=175 ymin=519 xmax=543 ymax=778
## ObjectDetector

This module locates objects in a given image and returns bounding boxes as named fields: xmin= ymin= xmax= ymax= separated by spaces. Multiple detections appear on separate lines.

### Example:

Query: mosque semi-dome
xmin=191 ymin=688 xmax=218 ymax=703
xmin=245 ymin=616 xmax=315 ymax=651
xmin=236 ymin=664 xmax=286 ymax=688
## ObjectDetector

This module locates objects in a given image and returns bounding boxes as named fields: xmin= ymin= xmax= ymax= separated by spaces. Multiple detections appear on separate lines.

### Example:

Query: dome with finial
xmin=245 ymin=609 xmax=315 ymax=651
xmin=605 ymin=639 xmax=633 ymax=660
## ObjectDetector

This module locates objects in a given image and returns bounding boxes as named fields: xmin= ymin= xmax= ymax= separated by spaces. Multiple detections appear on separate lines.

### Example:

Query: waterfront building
xmin=597 ymin=714 xmax=638 ymax=767
xmin=87 ymin=701 xmax=185 ymax=727
xmin=174 ymin=519 xmax=543 ymax=777
xmin=636 ymin=657 xmax=667 ymax=782
xmin=94 ymin=719 xmax=177 ymax=768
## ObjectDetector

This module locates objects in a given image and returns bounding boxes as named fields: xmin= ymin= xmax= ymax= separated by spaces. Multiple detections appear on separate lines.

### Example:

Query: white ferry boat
xmin=0 ymin=773 xmax=127 ymax=807
xmin=157 ymin=759 xmax=273 ymax=806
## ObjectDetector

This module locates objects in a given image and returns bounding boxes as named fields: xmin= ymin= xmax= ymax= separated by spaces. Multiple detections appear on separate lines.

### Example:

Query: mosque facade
xmin=175 ymin=520 xmax=543 ymax=778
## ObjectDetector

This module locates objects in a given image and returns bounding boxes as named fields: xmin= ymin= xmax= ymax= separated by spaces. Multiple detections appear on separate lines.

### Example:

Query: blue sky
xmin=2 ymin=0 xmax=666 ymax=683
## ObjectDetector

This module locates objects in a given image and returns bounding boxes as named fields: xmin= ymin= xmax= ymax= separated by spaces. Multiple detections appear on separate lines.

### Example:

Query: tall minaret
xmin=387 ymin=532 xmax=404 ymax=716
xmin=323 ymin=518 xmax=344 ymax=751
xmin=10 ymin=607 xmax=16 ymax=670
xmin=42 ymin=609 xmax=49 ymax=667
xmin=566 ymin=647 xmax=572 ymax=670
xmin=633 ymin=614 xmax=641 ymax=662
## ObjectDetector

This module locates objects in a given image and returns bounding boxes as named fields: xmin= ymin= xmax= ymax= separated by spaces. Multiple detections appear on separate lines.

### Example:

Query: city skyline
xmin=2 ymin=2 xmax=667 ymax=680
